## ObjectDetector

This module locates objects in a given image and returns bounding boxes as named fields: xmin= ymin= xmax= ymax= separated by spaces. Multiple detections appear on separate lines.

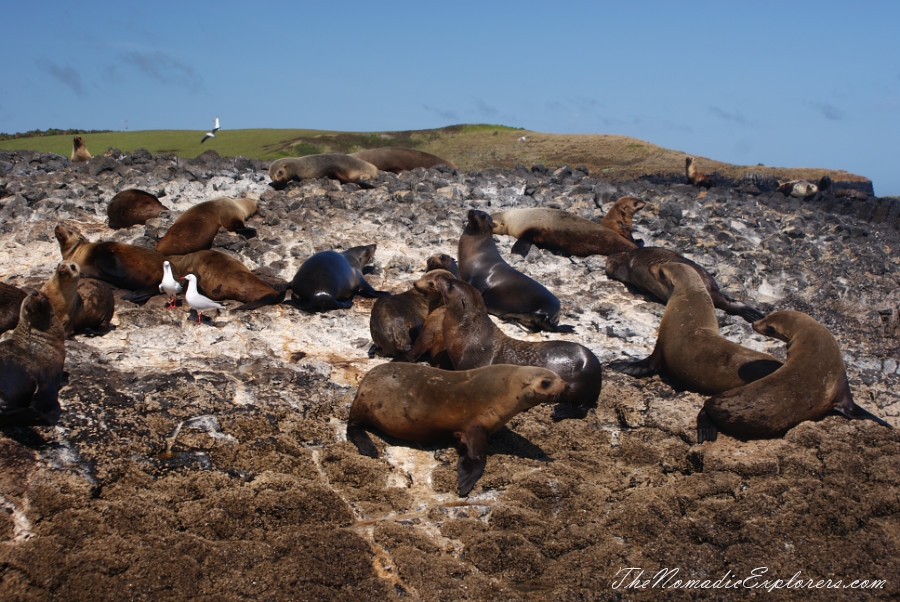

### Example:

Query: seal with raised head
xmin=685 ymin=156 xmax=714 ymax=188
xmin=0 ymin=291 xmax=66 ymax=426
xmin=0 ymin=282 xmax=27 ymax=334
xmin=609 ymin=262 xmax=782 ymax=394
xmin=350 ymin=147 xmax=456 ymax=173
xmin=697 ymin=310 xmax=894 ymax=442
xmin=606 ymin=246 xmax=766 ymax=323
xmin=155 ymin=195 xmax=258 ymax=255
xmin=107 ymin=189 xmax=167 ymax=229
xmin=70 ymin=136 xmax=91 ymax=162
xmin=268 ymin=154 xmax=378 ymax=188
xmin=290 ymin=244 xmax=388 ymax=313
xmin=168 ymin=250 xmax=287 ymax=310
xmin=40 ymin=261 xmax=114 ymax=337
xmin=438 ymin=274 xmax=602 ymax=420
xmin=490 ymin=199 xmax=644 ymax=258
xmin=347 ymin=362 xmax=568 ymax=497
xmin=459 ymin=209 xmax=569 ymax=332
xmin=54 ymin=222 xmax=168 ymax=304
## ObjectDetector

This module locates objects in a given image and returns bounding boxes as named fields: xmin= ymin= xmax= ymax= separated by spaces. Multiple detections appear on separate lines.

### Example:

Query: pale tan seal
xmin=685 ymin=156 xmax=714 ymax=188
xmin=70 ymin=136 xmax=91 ymax=162
xmin=107 ymin=189 xmax=167 ymax=229
xmin=155 ymin=195 xmax=258 ymax=255
xmin=0 ymin=291 xmax=66 ymax=426
xmin=347 ymin=362 xmax=568 ymax=496
xmin=40 ymin=261 xmax=114 ymax=337
xmin=167 ymin=250 xmax=287 ymax=310
xmin=350 ymin=147 xmax=456 ymax=173
xmin=609 ymin=262 xmax=782 ymax=394
xmin=268 ymin=154 xmax=378 ymax=188
xmin=698 ymin=310 xmax=893 ymax=442
xmin=777 ymin=180 xmax=818 ymax=198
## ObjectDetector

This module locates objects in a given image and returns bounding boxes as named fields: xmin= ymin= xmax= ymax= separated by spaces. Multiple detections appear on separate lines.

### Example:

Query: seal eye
xmin=540 ymin=378 xmax=553 ymax=389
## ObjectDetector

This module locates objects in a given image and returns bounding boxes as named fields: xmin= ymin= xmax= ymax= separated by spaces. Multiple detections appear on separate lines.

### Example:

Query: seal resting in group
xmin=290 ymin=244 xmax=387 ymax=313
xmin=609 ymin=262 xmax=782 ymax=394
xmin=167 ymin=250 xmax=287 ymax=310
xmin=346 ymin=362 xmax=568 ymax=496
xmin=438 ymin=274 xmax=602 ymax=420
xmin=40 ymin=261 xmax=115 ymax=337
xmin=155 ymin=195 xmax=258 ymax=255
xmin=0 ymin=291 xmax=66 ymax=426
xmin=392 ymin=269 xmax=456 ymax=367
xmin=0 ymin=282 xmax=28 ymax=333
xmin=697 ymin=310 xmax=893 ymax=442
xmin=458 ymin=209 xmax=570 ymax=332
xmin=70 ymin=136 xmax=91 ymax=162
xmin=490 ymin=196 xmax=645 ymax=257
xmin=107 ymin=189 xmax=167 ymax=229
xmin=606 ymin=246 xmax=766 ymax=323
xmin=268 ymin=154 xmax=378 ymax=188
xmin=54 ymin=222 xmax=168 ymax=303
xmin=350 ymin=147 xmax=456 ymax=173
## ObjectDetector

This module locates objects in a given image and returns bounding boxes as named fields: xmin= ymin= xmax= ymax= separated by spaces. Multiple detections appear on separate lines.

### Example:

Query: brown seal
xmin=438 ymin=275 xmax=602 ymax=420
xmin=698 ymin=310 xmax=894 ymax=442
xmin=268 ymin=154 xmax=378 ymax=188
xmin=54 ymin=222 xmax=168 ymax=303
xmin=155 ymin=195 xmax=258 ymax=255
xmin=459 ymin=209 xmax=570 ymax=332
xmin=609 ymin=262 xmax=782 ymax=394
xmin=350 ymin=147 xmax=456 ymax=173
xmin=606 ymin=246 xmax=766 ymax=323
xmin=70 ymin=136 xmax=91 ymax=162
xmin=167 ymin=250 xmax=287 ymax=310
xmin=0 ymin=291 xmax=66 ymax=426
xmin=290 ymin=244 xmax=387 ymax=312
xmin=685 ymin=156 xmax=714 ymax=188
xmin=40 ymin=261 xmax=114 ymax=337
xmin=392 ymin=269 xmax=457 ymax=367
xmin=347 ymin=362 xmax=568 ymax=496
xmin=0 ymin=282 xmax=28 ymax=333
xmin=425 ymin=253 xmax=460 ymax=277
xmin=107 ymin=189 xmax=167 ymax=229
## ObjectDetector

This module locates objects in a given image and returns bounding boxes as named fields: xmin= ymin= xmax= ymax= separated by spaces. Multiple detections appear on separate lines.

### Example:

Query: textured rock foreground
xmin=0 ymin=150 xmax=898 ymax=601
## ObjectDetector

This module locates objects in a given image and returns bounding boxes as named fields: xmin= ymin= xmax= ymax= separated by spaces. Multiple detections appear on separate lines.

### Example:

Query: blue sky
xmin=3 ymin=1 xmax=899 ymax=195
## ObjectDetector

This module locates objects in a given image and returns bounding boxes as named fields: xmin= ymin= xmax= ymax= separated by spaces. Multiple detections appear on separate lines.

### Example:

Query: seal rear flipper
xmin=718 ymin=298 xmax=766 ymax=323
xmin=357 ymin=281 xmax=390 ymax=299
xmin=456 ymin=425 xmax=488 ymax=497
xmin=233 ymin=227 xmax=257 ymax=239
xmin=122 ymin=288 xmax=158 ymax=305
xmin=833 ymin=389 xmax=894 ymax=429
xmin=696 ymin=408 xmax=719 ymax=443
xmin=347 ymin=422 xmax=380 ymax=457
xmin=608 ymin=352 xmax=660 ymax=378
xmin=510 ymin=238 xmax=533 ymax=257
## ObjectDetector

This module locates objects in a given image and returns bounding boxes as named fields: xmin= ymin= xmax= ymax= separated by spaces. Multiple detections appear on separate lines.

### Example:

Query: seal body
xmin=268 ymin=154 xmax=378 ymax=187
xmin=40 ymin=261 xmax=114 ymax=337
xmin=350 ymin=147 xmax=456 ymax=172
xmin=107 ymin=189 xmax=167 ymax=229
xmin=598 ymin=196 xmax=647 ymax=244
xmin=490 ymin=203 xmax=640 ymax=258
xmin=0 ymin=282 xmax=28 ymax=333
xmin=458 ymin=209 xmax=567 ymax=332
xmin=347 ymin=362 xmax=567 ymax=496
xmin=606 ymin=246 xmax=765 ymax=323
xmin=0 ymin=292 xmax=66 ymax=426
xmin=70 ymin=136 xmax=91 ymax=162
xmin=777 ymin=180 xmax=818 ymax=198
xmin=290 ymin=244 xmax=387 ymax=312
xmin=698 ymin=310 xmax=893 ymax=442
xmin=155 ymin=196 xmax=258 ymax=255
xmin=610 ymin=262 xmax=781 ymax=394
xmin=439 ymin=275 xmax=601 ymax=420
xmin=394 ymin=269 xmax=456 ymax=366
xmin=685 ymin=156 xmax=714 ymax=188
xmin=168 ymin=250 xmax=287 ymax=310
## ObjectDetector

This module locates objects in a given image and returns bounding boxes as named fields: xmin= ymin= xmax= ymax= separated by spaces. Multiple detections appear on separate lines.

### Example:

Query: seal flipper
xmin=609 ymin=349 xmax=661 ymax=378
xmin=233 ymin=227 xmax=257 ymax=240
xmin=696 ymin=407 xmax=719 ymax=443
xmin=831 ymin=383 xmax=893 ymax=429
xmin=510 ymin=238 xmax=533 ymax=257
xmin=123 ymin=288 xmax=159 ymax=305
xmin=355 ymin=280 xmax=390 ymax=299
xmin=456 ymin=424 xmax=488 ymax=497
xmin=347 ymin=421 xmax=379 ymax=457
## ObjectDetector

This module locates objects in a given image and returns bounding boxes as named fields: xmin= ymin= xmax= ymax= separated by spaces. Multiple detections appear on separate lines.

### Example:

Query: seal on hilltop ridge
xmin=697 ymin=310 xmax=894 ymax=442
xmin=438 ymin=274 xmax=602 ymax=420
xmin=155 ymin=195 xmax=258 ymax=256
xmin=290 ymin=244 xmax=388 ymax=313
xmin=350 ymin=147 xmax=456 ymax=173
xmin=490 ymin=197 xmax=645 ymax=257
xmin=268 ymin=154 xmax=378 ymax=188
xmin=346 ymin=362 xmax=568 ymax=497
xmin=70 ymin=136 xmax=91 ymax=162
xmin=0 ymin=291 xmax=66 ymax=426
xmin=609 ymin=262 xmax=782 ymax=394
xmin=167 ymin=250 xmax=287 ymax=310
xmin=685 ymin=156 xmax=714 ymax=188
xmin=107 ymin=189 xmax=167 ymax=229
xmin=606 ymin=246 xmax=766 ymax=323
xmin=459 ymin=209 xmax=570 ymax=332
xmin=40 ymin=261 xmax=114 ymax=337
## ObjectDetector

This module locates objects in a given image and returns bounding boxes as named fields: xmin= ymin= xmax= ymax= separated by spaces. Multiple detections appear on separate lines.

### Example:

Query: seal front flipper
xmin=510 ymin=238 xmax=533 ymax=257
xmin=456 ymin=424 xmax=488 ymax=497
xmin=608 ymin=351 xmax=660 ymax=378
xmin=696 ymin=408 xmax=719 ymax=443
xmin=347 ymin=420 xmax=380 ymax=457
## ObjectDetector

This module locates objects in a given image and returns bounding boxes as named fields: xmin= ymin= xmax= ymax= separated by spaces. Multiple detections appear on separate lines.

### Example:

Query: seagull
xmin=183 ymin=274 xmax=224 ymax=324
xmin=159 ymin=260 xmax=182 ymax=309
xmin=200 ymin=116 xmax=220 ymax=144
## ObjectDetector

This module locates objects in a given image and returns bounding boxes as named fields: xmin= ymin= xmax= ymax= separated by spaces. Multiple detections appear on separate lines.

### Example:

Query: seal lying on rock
xmin=0 ymin=282 xmax=28 ymax=334
xmin=268 ymin=154 xmax=378 ymax=188
xmin=168 ymin=250 xmax=287 ymax=310
xmin=155 ymin=196 xmax=258 ymax=255
xmin=290 ymin=244 xmax=387 ymax=312
xmin=107 ymin=189 xmax=167 ymax=229
xmin=347 ymin=362 xmax=568 ymax=497
xmin=697 ymin=310 xmax=894 ymax=442
xmin=350 ymin=147 xmax=456 ymax=173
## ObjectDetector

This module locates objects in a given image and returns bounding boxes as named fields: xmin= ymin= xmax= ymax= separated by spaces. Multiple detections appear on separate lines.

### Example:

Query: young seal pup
xmin=698 ymin=310 xmax=894 ymax=442
xmin=155 ymin=196 xmax=258 ymax=255
xmin=393 ymin=269 xmax=456 ymax=367
xmin=609 ymin=262 xmax=782 ymax=394
xmin=459 ymin=209 xmax=570 ymax=333
xmin=347 ymin=362 xmax=568 ymax=497
xmin=290 ymin=244 xmax=388 ymax=313
xmin=40 ymin=261 xmax=114 ymax=337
